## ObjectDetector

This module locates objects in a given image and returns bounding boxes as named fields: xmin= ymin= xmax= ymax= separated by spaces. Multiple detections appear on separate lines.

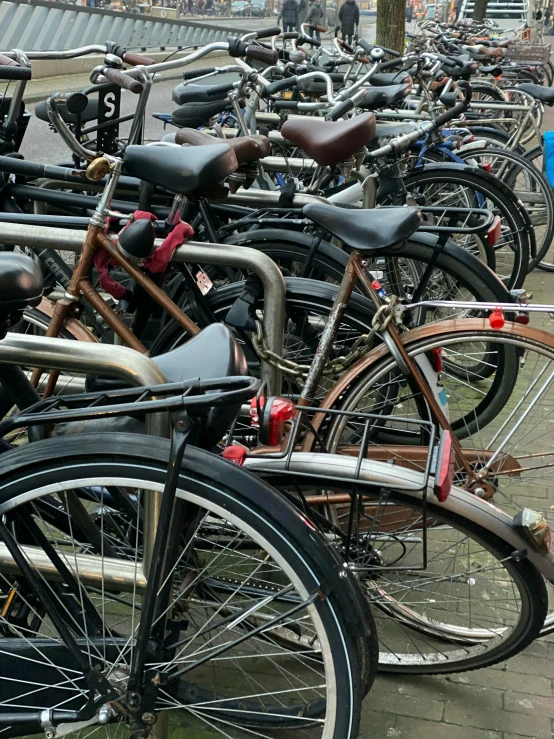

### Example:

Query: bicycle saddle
xmin=358 ymin=88 xmax=392 ymax=110
xmin=359 ymin=83 xmax=412 ymax=110
xmin=172 ymin=81 xmax=235 ymax=105
xmin=0 ymin=252 xmax=43 ymax=336
xmin=517 ymin=83 xmax=554 ymax=105
xmin=171 ymin=99 xmax=235 ymax=129
xmin=369 ymin=72 xmax=413 ymax=87
xmin=303 ymin=202 xmax=422 ymax=251
xmin=60 ymin=324 xmax=248 ymax=447
xmin=123 ymin=144 xmax=238 ymax=194
xmin=174 ymin=128 xmax=271 ymax=163
xmin=480 ymin=64 xmax=502 ymax=76
xmin=281 ymin=113 xmax=376 ymax=166
xmin=35 ymin=98 xmax=99 ymax=125
xmin=374 ymin=121 xmax=418 ymax=138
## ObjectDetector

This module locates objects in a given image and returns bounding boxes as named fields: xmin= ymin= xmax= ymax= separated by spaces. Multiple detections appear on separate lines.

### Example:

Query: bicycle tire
xmin=458 ymin=147 xmax=554 ymax=271
xmin=0 ymin=434 xmax=372 ymax=738
xmin=402 ymin=164 xmax=531 ymax=288
xmin=257 ymin=474 xmax=547 ymax=674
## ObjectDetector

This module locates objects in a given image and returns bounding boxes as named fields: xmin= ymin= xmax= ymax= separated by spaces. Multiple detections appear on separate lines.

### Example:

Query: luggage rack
xmin=236 ymin=403 xmax=441 ymax=572
xmin=0 ymin=376 xmax=259 ymax=437
xmin=506 ymin=43 xmax=552 ymax=65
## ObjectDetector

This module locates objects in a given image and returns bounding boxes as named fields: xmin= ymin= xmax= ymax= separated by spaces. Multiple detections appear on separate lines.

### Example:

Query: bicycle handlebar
xmin=0 ymin=64 xmax=31 ymax=81
xmin=253 ymin=26 xmax=282 ymax=39
xmin=102 ymin=67 xmax=144 ymax=93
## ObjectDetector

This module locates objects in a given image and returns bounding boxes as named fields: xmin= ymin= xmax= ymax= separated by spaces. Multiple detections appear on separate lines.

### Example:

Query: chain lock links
xmin=252 ymin=302 xmax=396 ymax=378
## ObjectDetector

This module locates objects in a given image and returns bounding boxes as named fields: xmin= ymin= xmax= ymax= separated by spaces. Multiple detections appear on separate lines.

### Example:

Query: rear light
xmin=433 ymin=430 xmax=455 ymax=502
xmin=481 ymin=162 xmax=492 ymax=174
xmin=489 ymin=308 xmax=505 ymax=330
xmin=486 ymin=215 xmax=501 ymax=246
xmin=515 ymin=313 xmax=530 ymax=325
xmin=513 ymin=509 xmax=551 ymax=554
xmin=429 ymin=347 xmax=443 ymax=372
xmin=250 ymin=396 xmax=296 ymax=445
xmin=222 ymin=445 xmax=247 ymax=466
xmin=463 ymin=134 xmax=474 ymax=144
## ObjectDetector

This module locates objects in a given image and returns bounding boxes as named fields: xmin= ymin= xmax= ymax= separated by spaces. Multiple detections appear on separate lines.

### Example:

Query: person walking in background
xmin=278 ymin=0 xmax=299 ymax=32
xmin=338 ymin=0 xmax=359 ymax=46
xmin=406 ymin=1 xmax=413 ymax=23
xmin=296 ymin=0 xmax=307 ymax=30
xmin=306 ymin=0 xmax=324 ymax=41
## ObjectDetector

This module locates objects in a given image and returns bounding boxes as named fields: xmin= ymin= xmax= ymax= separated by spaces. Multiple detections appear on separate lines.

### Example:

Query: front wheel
xmin=0 ymin=435 xmax=369 ymax=738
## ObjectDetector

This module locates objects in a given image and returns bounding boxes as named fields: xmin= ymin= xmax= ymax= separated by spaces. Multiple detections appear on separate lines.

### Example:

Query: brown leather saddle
xmin=175 ymin=128 xmax=271 ymax=164
xmin=281 ymin=112 xmax=376 ymax=167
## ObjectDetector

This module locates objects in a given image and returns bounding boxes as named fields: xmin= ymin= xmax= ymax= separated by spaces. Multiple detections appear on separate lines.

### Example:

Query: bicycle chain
xmin=251 ymin=303 xmax=395 ymax=378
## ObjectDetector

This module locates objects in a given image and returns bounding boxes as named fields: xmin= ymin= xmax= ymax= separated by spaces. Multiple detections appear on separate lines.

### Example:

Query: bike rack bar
xmin=0 ymin=222 xmax=284 ymax=394
xmin=0 ymin=333 xmax=170 ymax=577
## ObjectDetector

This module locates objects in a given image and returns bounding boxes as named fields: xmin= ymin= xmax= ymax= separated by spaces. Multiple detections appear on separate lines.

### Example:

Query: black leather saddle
xmin=374 ymin=121 xmax=418 ymax=138
xmin=369 ymin=71 xmax=412 ymax=86
xmin=518 ymin=83 xmax=554 ymax=105
xmin=0 ymin=252 xmax=43 ymax=335
xmin=123 ymin=144 xmax=238 ymax=194
xmin=171 ymin=99 xmax=235 ymax=129
xmin=303 ymin=203 xmax=422 ymax=251
xmin=172 ymin=81 xmax=235 ymax=105
xmin=35 ymin=98 xmax=99 ymax=125
xmin=0 ymin=252 xmax=43 ymax=314
xmin=59 ymin=324 xmax=249 ymax=447
xmin=359 ymin=83 xmax=412 ymax=110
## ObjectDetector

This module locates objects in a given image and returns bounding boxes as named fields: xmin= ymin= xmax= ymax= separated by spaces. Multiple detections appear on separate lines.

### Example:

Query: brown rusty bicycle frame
xmin=32 ymin=222 xmax=201 ymax=396
xmin=295 ymin=249 xmax=477 ymax=484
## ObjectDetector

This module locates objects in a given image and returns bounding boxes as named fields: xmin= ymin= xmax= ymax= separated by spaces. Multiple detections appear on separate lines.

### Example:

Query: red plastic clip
xmin=489 ymin=307 xmax=505 ymax=330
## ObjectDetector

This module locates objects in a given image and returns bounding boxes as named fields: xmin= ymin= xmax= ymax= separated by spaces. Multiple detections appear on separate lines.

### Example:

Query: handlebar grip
xmin=0 ymin=54 xmax=18 ymax=67
xmin=381 ymin=46 xmax=401 ymax=57
xmin=264 ymin=75 xmax=298 ymax=95
xmin=254 ymin=26 xmax=282 ymax=39
xmin=326 ymin=98 xmax=355 ymax=121
xmin=299 ymin=34 xmax=321 ymax=47
xmin=281 ymin=31 xmax=299 ymax=39
xmin=0 ymin=65 xmax=31 ymax=81
xmin=358 ymin=39 xmax=373 ymax=53
xmin=122 ymin=51 xmax=156 ymax=66
xmin=274 ymin=100 xmax=300 ymax=110
xmin=0 ymin=155 xmax=45 ymax=179
xmin=245 ymin=45 xmax=279 ymax=65
xmin=183 ymin=66 xmax=216 ymax=80
xmin=380 ymin=57 xmax=404 ymax=70
xmin=51 ymin=91 xmax=89 ymax=115
xmin=103 ymin=67 xmax=143 ymax=94
xmin=338 ymin=39 xmax=354 ymax=53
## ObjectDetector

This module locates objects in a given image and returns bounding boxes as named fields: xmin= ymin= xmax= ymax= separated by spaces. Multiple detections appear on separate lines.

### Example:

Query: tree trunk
xmin=473 ymin=0 xmax=489 ymax=22
xmin=376 ymin=0 xmax=406 ymax=53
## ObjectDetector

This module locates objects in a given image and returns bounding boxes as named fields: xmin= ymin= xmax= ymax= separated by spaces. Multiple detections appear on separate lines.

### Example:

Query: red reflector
xmin=489 ymin=307 xmax=505 ymax=330
xmin=515 ymin=313 xmax=530 ymax=325
xmin=250 ymin=396 xmax=296 ymax=445
xmin=481 ymin=162 xmax=492 ymax=174
xmin=434 ymin=430 xmax=455 ymax=502
xmin=487 ymin=215 xmax=502 ymax=246
xmin=222 ymin=445 xmax=247 ymax=466
xmin=463 ymin=134 xmax=474 ymax=144
xmin=429 ymin=347 xmax=443 ymax=373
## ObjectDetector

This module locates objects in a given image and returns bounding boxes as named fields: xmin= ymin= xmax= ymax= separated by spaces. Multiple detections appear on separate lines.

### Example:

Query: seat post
xmin=298 ymin=251 xmax=363 ymax=405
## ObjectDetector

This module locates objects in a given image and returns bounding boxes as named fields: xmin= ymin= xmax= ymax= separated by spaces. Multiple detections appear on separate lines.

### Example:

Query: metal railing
xmin=0 ymin=0 xmax=248 ymax=52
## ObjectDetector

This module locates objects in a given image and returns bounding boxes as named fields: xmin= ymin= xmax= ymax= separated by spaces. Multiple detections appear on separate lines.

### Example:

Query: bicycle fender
xmin=244 ymin=453 xmax=554 ymax=583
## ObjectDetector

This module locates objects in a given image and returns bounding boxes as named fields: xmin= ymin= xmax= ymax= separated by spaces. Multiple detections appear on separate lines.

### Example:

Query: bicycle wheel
xmin=402 ymin=165 xmax=531 ymax=288
xmin=221 ymin=230 xmax=503 ymax=319
xmin=0 ymin=434 xmax=369 ymax=738
xmin=459 ymin=148 xmax=554 ymax=271
xmin=259 ymin=475 xmax=547 ymax=674
xmin=152 ymin=277 xmax=376 ymax=400
xmin=326 ymin=320 xmax=554 ymax=634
